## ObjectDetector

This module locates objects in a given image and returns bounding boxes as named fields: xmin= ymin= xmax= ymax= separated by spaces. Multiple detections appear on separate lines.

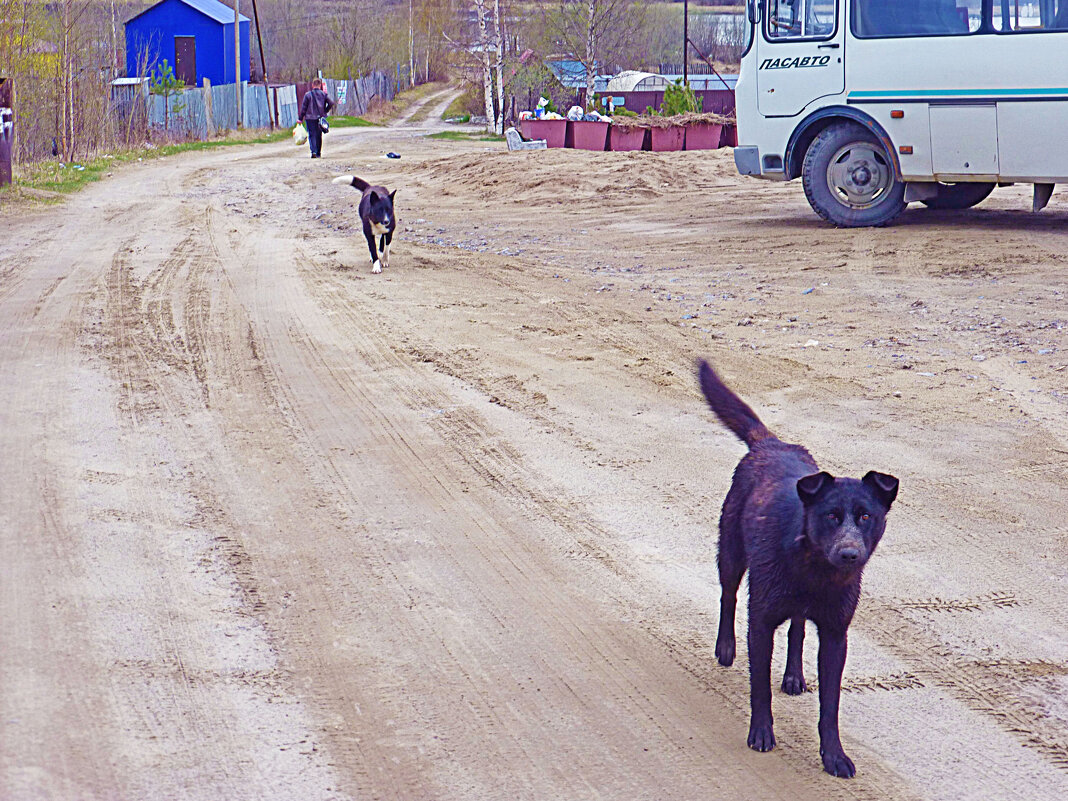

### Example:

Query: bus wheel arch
xmin=786 ymin=107 xmax=901 ymax=182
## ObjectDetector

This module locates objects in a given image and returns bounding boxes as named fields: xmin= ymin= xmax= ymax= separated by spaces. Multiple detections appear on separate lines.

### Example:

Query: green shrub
xmin=660 ymin=79 xmax=703 ymax=116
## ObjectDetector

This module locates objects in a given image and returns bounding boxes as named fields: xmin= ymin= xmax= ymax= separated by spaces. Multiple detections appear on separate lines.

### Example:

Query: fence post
xmin=203 ymin=78 xmax=215 ymax=136
xmin=234 ymin=0 xmax=242 ymax=127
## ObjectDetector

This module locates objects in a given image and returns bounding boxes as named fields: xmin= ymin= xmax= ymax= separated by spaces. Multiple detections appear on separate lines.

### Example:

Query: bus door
xmin=757 ymin=0 xmax=846 ymax=117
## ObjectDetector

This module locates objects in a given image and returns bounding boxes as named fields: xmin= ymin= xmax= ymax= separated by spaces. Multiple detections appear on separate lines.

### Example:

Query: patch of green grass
xmin=441 ymin=93 xmax=474 ymax=122
xmin=329 ymin=115 xmax=376 ymax=128
xmin=13 ymin=128 xmax=291 ymax=195
xmin=18 ymin=160 xmax=116 ymax=194
xmin=427 ymin=131 xmax=505 ymax=142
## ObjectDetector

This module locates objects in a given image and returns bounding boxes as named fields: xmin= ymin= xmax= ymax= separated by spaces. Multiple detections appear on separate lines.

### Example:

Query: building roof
xmin=127 ymin=0 xmax=250 ymax=27
xmin=546 ymin=58 xmax=601 ymax=89
xmin=605 ymin=71 xmax=666 ymax=92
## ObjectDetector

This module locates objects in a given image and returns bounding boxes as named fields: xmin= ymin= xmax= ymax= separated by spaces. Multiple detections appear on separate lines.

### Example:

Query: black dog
xmin=698 ymin=359 xmax=898 ymax=778
xmin=332 ymin=175 xmax=397 ymax=273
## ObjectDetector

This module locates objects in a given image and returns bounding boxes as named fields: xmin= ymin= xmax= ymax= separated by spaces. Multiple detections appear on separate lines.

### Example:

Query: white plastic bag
xmin=292 ymin=123 xmax=308 ymax=146
xmin=566 ymin=105 xmax=584 ymax=121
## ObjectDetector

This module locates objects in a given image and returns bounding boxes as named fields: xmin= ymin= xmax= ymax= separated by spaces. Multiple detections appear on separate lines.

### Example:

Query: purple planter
xmin=608 ymin=125 xmax=648 ymax=152
xmin=720 ymin=124 xmax=738 ymax=148
xmin=520 ymin=118 xmax=567 ymax=148
xmin=683 ymin=122 xmax=724 ymax=150
xmin=566 ymin=120 xmax=610 ymax=151
xmin=649 ymin=126 xmax=685 ymax=152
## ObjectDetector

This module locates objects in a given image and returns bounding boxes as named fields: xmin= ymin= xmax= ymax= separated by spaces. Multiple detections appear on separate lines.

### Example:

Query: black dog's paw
xmin=781 ymin=672 xmax=807 ymax=695
xmin=821 ymin=749 xmax=856 ymax=778
xmin=715 ymin=635 xmax=735 ymax=667
xmin=747 ymin=723 xmax=776 ymax=752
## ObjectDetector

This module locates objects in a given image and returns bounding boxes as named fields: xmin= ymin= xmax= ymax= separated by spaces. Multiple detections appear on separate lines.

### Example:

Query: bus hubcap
xmin=827 ymin=142 xmax=892 ymax=208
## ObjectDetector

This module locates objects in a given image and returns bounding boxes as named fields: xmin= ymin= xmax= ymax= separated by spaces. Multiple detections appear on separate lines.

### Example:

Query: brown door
xmin=174 ymin=36 xmax=196 ymax=86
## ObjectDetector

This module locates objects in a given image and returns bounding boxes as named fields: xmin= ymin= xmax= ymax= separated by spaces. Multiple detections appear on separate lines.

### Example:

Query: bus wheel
xmin=802 ymin=122 xmax=906 ymax=227
xmin=921 ymin=182 xmax=995 ymax=210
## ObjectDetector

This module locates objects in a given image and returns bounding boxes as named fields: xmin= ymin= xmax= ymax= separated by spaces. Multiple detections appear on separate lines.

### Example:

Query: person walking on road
xmin=299 ymin=78 xmax=335 ymax=159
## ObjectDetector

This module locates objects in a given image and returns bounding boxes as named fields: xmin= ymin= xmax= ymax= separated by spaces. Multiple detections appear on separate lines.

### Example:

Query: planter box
xmin=720 ymin=124 xmax=738 ymax=148
xmin=608 ymin=125 xmax=648 ymax=152
xmin=566 ymin=120 xmax=610 ymax=151
xmin=649 ymin=125 xmax=685 ymax=152
xmin=520 ymin=118 xmax=567 ymax=148
xmin=684 ymin=122 xmax=724 ymax=150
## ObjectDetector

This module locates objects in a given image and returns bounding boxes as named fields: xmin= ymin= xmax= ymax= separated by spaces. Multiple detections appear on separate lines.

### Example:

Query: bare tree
xmin=471 ymin=0 xmax=496 ymax=131
xmin=492 ymin=0 xmax=504 ymax=133
xmin=414 ymin=0 xmax=464 ymax=83
xmin=408 ymin=0 xmax=415 ymax=88
xmin=545 ymin=0 xmax=649 ymax=107
xmin=451 ymin=0 xmax=506 ymax=132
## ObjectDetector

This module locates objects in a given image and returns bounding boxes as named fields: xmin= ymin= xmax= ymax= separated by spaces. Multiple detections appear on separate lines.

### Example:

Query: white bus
xmin=733 ymin=0 xmax=1068 ymax=226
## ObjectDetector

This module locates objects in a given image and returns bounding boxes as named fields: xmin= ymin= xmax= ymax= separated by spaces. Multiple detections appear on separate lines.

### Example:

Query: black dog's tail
xmin=697 ymin=359 xmax=775 ymax=448
xmin=331 ymin=174 xmax=370 ymax=192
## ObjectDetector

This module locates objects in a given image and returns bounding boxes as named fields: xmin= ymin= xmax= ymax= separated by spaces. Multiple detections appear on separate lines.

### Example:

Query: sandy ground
xmin=1 ymin=117 xmax=1067 ymax=801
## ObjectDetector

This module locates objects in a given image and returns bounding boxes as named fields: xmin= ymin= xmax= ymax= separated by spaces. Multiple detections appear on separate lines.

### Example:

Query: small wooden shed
xmin=125 ymin=0 xmax=250 ymax=87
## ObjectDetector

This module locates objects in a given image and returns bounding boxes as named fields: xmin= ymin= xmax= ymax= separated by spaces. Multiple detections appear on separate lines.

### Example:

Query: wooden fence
xmin=113 ymin=71 xmax=400 ymax=139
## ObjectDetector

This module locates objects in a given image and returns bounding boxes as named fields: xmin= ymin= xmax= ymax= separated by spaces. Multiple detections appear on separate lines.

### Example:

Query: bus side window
xmin=766 ymin=0 xmax=837 ymax=39
xmin=854 ymin=0 xmax=981 ymax=37
xmin=994 ymin=0 xmax=1068 ymax=30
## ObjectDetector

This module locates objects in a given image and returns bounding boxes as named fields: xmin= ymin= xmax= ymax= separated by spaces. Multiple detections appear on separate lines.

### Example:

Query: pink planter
xmin=566 ymin=120 xmax=610 ymax=151
xmin=720 ymin=124 xmax=738 ymax=147
xmin=684 ymin=122 xmax=724 ymax=150
xmin=608 ymin=125 xmax=648 ymax=152
xmin=649 ymin=126 xmax=685 ymax=152
xmin=520 ymin=118 xmax=567 ymax=148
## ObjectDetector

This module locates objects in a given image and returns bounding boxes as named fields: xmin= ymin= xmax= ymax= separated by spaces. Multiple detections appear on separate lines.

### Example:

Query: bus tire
xmin=802 ymin=122 xmax=906 ymax=227
xmin=921 ymin=182 xmax=995 ymax=210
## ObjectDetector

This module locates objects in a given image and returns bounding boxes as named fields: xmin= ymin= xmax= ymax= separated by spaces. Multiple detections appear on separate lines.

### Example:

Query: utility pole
xmin=251 ymin=0 xmax=272 ymax=127
xmin=683 ymin=0 xmax=689 ymax=86
xmin=234 ymin=0 xmax=242 ymax=127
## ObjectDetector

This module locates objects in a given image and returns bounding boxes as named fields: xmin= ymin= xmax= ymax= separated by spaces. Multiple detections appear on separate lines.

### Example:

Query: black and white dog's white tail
xmin=331 ymin=175 xmax=371 ymax=192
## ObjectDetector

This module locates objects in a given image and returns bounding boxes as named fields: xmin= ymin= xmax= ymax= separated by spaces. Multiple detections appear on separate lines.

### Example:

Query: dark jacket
xmin=299 ymin=88 xmax=334 ymax=122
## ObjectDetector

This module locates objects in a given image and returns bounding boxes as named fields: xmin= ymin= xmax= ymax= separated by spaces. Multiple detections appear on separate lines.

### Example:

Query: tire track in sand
xmin=219 ymin=226 xmax=921 ymax=801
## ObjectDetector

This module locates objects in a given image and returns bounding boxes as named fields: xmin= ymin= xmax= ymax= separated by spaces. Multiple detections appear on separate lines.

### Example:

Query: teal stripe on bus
xmin=849 ymin=88 xmax=1068 ymax=98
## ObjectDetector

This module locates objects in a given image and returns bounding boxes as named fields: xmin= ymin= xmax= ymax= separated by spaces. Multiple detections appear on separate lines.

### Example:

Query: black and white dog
xmin=331 ymin=175 xmax=397 ymax=273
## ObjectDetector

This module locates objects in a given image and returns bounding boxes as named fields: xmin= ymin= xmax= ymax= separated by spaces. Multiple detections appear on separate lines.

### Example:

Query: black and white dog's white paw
xmin=371 ymin=260 xmax=382 ymax=274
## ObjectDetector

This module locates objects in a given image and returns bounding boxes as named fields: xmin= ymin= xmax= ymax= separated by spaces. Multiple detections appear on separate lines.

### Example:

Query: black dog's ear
xmin=863 ymin=471 xmax=899 ymax=508
xmin=797 ymin=472 xmax=835 ymax=504
xmin=389 ymin=189 xmax=397 ymax=202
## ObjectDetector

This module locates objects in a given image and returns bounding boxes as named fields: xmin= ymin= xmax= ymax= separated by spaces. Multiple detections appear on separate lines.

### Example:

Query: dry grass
xmin=361 ymin=81 xmax=450 ymax=125
xmin=612 ymin=111 xmax=734 ymax=129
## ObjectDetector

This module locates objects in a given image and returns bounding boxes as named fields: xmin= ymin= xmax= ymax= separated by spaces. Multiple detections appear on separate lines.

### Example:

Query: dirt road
xmin=1 ymin=124 xmax=1066 ymax=801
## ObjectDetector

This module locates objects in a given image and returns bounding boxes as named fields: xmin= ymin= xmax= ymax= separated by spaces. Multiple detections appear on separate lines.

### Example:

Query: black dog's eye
xmin=826 ymin=512 xmax=840 ymax=524
xmin=859 ymin=513 xmax=871 ymax=523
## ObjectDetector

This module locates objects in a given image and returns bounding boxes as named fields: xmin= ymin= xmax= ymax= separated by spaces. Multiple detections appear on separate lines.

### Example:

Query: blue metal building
xmin=125 ymin=0 xmax=250 ymax=87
